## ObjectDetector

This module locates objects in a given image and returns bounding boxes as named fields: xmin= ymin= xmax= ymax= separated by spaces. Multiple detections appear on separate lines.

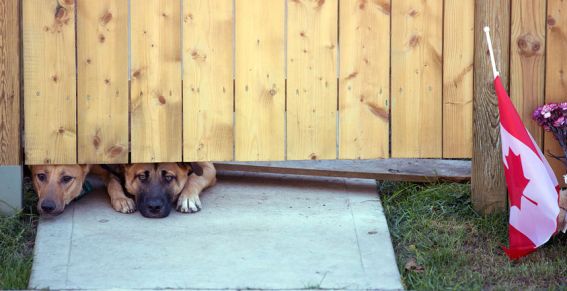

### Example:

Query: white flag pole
xmin=484 ymin=26 xmax=499 ymax=78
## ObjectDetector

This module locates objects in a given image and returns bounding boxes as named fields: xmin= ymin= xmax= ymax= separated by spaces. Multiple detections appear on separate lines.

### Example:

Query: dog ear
xmin=188 ymin=162 xmax=203 ymax=176
xmin=81 ymin=164 xmax=92 ymax=174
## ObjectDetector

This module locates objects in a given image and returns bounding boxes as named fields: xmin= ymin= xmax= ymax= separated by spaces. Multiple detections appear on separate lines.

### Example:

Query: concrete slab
xmin=0 ymin=165 xmax=23 ymax=216
xmin=29 ymin=172 xmax=402 ymax=290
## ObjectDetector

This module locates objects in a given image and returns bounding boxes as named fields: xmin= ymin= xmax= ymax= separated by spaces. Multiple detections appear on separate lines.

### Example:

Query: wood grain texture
xmin=0 ymin=0 xmax=20 ymax=165
xmin=472 ymin=0 xmax=510 ymax=214
xmin=545 ymin=0 xmax=567 ymax=186
xmin=339 ymin=0 xmax=390 ymax=159
xmin=235 ymin=0 xmax=285 ymax=161
xmin=391 ymin=0 xmax=442 ymax=158
xmin=510 ymin=0 xmax=545 ymax=148
xmin=216 ymin=159 xmax=471 ymax=183
xmin=183 ymin=0 xmax=233 ymax=162
xmin=23 ymin=0 xmax=76 ymax=164
xmin=131 ymin=0 xmax=182 ymax=162
xmin=77 ymin=0 xmax=128 ymax=164
xmin=287 ymin=0 xmax=337 ymax=160
xmin=442 ymin=0 xmax=474 ymax=158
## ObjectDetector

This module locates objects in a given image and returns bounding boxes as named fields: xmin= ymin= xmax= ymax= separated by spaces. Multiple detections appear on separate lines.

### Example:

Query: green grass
xmin=0 ymin=178 xmax=38 ymax=289
xmin=380 ymin=182 xmax=567 ymax=290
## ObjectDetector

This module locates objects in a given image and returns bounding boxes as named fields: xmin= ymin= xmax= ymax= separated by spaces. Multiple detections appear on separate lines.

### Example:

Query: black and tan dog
xmin=118 ymin=162 xmax=216 ymax=218
xmin=29 ymin=162 xmax=216 ymax=218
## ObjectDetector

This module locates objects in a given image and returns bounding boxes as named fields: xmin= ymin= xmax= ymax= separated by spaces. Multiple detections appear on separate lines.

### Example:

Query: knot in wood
xmin=517 ymin=33 xmax=542 ymax=57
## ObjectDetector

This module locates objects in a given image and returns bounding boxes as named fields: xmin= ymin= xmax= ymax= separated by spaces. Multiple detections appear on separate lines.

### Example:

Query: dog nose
xmin=146 ymin=198 xmax=164 ymax=214
xmin=41 ymin=200 xmax=56 ymax=213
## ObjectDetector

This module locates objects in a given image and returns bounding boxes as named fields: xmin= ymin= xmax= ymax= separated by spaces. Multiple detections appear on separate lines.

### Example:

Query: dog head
xmin=123 ymin=163 xmax=193 ymax=218
xmin=30 ymin=165 xmax=91 ymax=216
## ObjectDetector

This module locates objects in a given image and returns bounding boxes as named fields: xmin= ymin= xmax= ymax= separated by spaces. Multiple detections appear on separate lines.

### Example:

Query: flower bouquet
xmin=533 ymin=103 xmax=567 ymax=231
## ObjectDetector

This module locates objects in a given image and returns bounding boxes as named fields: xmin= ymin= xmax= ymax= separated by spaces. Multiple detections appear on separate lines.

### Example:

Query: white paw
xmin=176 ymin=194 xmax=201 ymax=213
xmin=111 ymin=197 xmax=136 ymax=214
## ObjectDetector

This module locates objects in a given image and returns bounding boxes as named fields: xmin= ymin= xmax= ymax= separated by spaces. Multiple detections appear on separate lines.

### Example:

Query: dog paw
xmin=176 ymin=194 xmax=201 ymax=213
xmin=111 ymin=197 xmax=136 ymax=214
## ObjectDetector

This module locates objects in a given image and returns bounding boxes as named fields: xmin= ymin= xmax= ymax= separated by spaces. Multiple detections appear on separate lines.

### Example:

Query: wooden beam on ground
xmin=472 ymin=0 xmax=510 ymax=214
xmin=215 ymin=159 xmax=471 ymax=183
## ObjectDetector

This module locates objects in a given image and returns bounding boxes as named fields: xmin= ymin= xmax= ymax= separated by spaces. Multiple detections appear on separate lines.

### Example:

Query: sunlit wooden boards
xmin=339 ymin=0 xmax=390 ymax=160
xmin=235 ymin=0 xmax=285 ymax=161
xmin=23 ymin=0 xmax=76 ymax=164
xmin=183 ymin=0 xmax=233 ymax=161
xmin=546 ymin=0 xmax=567 ymax=186
xmin=131 ymin=0 xmax=182 ymax=163
xmin=510 ymin=0 xmax=546 ymax=148
xmin=442 ymin=0 xmax=474 ymax=158
xmin=391 ymin=0 xmax=442 ymax=158
xmin=0 ymin=0 xmax=20 ymax=165
xmin=77 ymin=0 xmax=128 ymax=164
xmin=287 ymin=0 xmax=337 ymax=160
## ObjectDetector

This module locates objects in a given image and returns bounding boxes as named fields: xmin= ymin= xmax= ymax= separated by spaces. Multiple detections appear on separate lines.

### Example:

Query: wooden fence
xmin=2 ymin=0 xmax=567 ymax=213
xmin=20 ymin=0 xmax=475 ymax=164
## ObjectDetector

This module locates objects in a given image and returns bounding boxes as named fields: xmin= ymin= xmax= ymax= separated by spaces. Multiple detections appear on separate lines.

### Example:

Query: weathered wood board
xmin=0 ymin=0 xmax=20 ymax=165
xmin=216 ymin=159 xmax=471 ymax=183
xmin=472 ymin=0 xmax=510 ymax=213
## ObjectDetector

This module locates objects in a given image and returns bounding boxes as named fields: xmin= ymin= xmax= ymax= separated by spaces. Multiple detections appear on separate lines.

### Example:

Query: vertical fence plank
xmin=23 ymin=0 xmax=76 ymax=164
xmin=472 ymin=0 xmax=510 ymax=213
xmin=546 ymin=0 xmax=567 ymax=186
xmin=131 ymin=0 xmax=182 ymax=163
xmin=235 ymin=0 xmax=285 ymax=161
xmin=183 ymin=0 xmax=233 ymax=162
xmin=287 ymin=0 xmax=337 ymax=160
xmin=77 ymin=0 xmax=128 ymax=164
xmin=391 ymin=0 xmax=442 ymax=158
xmin=339 ymin=0 xmax=390 ymax=159
xmin=0 ymin=0 xmax=20 ymax=165
xmin=443 ymin=0 xmax=474 ymax=158
xmin=510 ymin=0 xmax=546 ymax=148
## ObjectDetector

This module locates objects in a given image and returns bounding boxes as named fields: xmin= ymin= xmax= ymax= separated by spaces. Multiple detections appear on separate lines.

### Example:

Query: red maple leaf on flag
xmin=504 ymin=148 xmax=538 ymax=210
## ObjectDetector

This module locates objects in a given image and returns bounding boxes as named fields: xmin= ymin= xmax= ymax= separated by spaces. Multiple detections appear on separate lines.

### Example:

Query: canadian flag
xmin=494 ymin=76 xmax=560 ymax=259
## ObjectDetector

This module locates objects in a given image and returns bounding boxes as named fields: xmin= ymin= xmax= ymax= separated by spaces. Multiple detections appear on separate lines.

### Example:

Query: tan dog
xmin=30 ymin=164 xmax=136 ymax=216
xmin=119 ymin=162 xmax=216 ymax=218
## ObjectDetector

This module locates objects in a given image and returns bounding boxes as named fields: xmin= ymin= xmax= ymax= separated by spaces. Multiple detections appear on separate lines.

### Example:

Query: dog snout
xmin=139 ymin=195 xmax=171 ymax=218
xmin=40 ymin=199 xmax=56 ymax=214
xmin=146 ymin=198 xmax=164 ymax=214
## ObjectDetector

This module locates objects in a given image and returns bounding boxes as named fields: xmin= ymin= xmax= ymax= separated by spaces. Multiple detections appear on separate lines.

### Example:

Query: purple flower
xmin=535 ymin=102 xmax=567 ymax=170
xmin=533 ymin=106 xmax=543 ymax=120
xmin=542 ymin=103 xmax=559 ymax=119
xmin=554 ymin=116 xmax=565 ymax=127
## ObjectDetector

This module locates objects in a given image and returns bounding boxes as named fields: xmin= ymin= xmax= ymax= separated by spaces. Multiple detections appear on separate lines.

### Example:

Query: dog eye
xmin=37 ymin=173 xmax=47 ymax=182
xmin=137 ymin=174 xmax=148 ymax=182
xmin=61 ymin=176 xmax=75 ymax=184
xmin=164 ymin=175 xmax=175 ymax=183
